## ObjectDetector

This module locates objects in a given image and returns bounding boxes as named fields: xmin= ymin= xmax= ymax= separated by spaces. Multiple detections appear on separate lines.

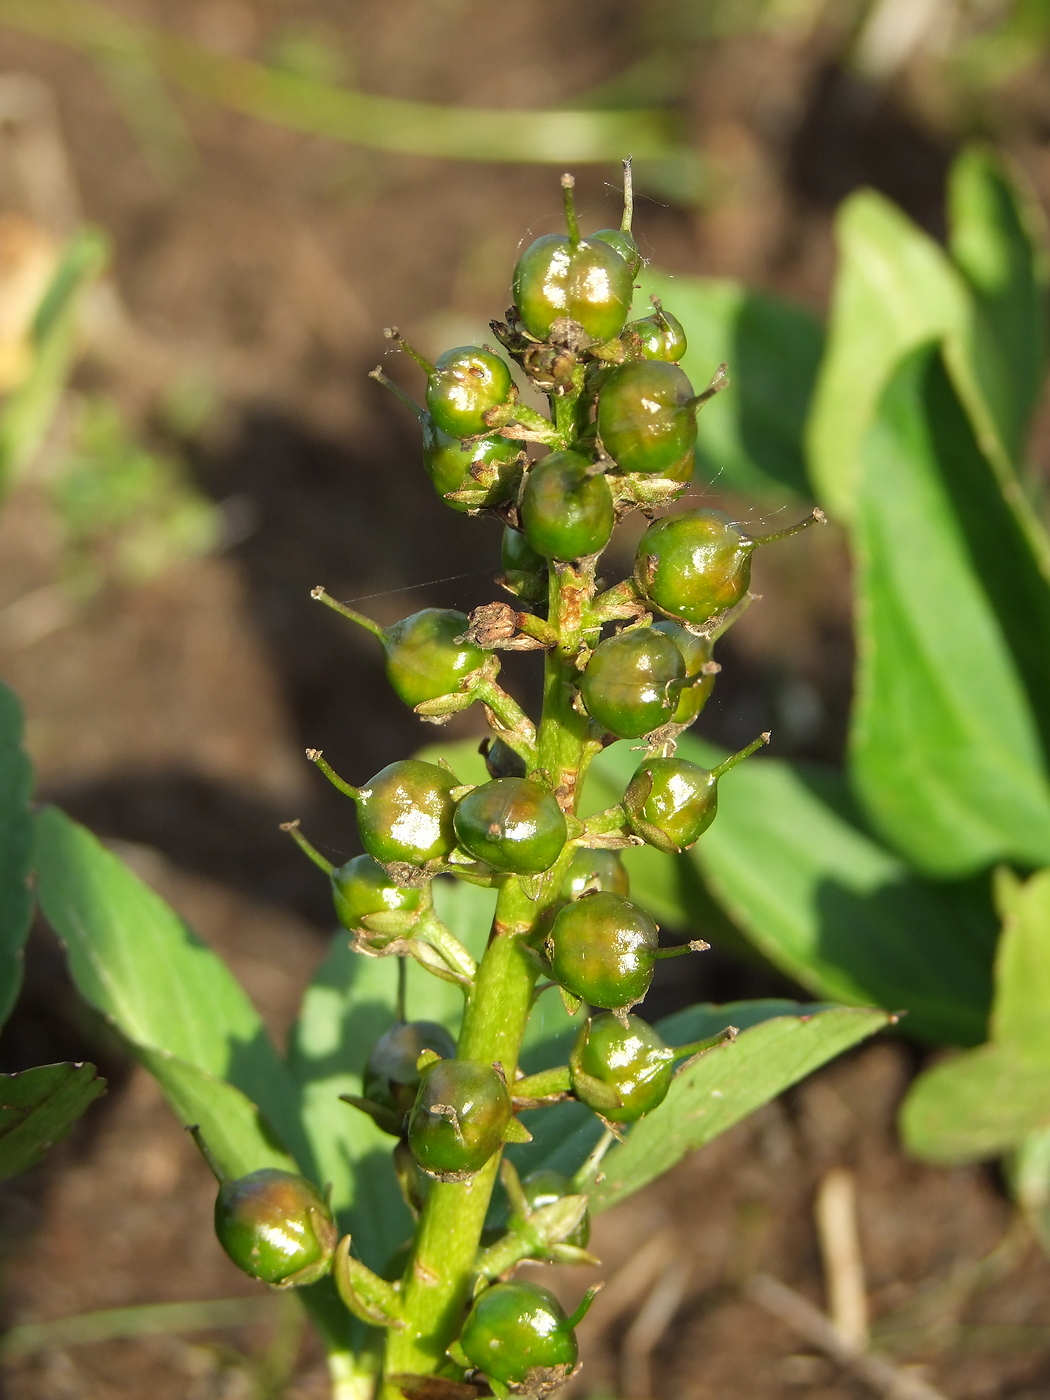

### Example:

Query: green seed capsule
xmin=214 ymin=1169 xmax=337 ymax=1288
xmin=597 ymin=361 xmax=697 ymax=475
xmin=579 ymin=627 xmax=685 ymax=739
xmin=501 ymin=526 xmax=548 ymax=604
xmin=426 ymin=347 xmax=515 ymax=438
xmin=453 ymin=777 xmax=568 ymax=874
xmin=331 ymin=854 xmax=424 ymax=931
xmin=635 ymin=509 xmax=752 ymax=625
xmin=512 ymin=234 xmax=634 ymax=343
xmin=355 ymin=760 xmax=458 ymax=867
xmin=623 ymin=757 xmax=717 ymax=854
xmin=364 ymin=1020 xmax=457 ymax=1116
xmin=591 ymin=227 xmax=642 ymax=279
xmin=560 ymin=847 xmax=630 ymax=902
xmin=520 ymin=450 xmax=614 ymax=562
xmin=381 ymin=608 xmax=486 ymax=708
xmin=460 ymin=1281 xmax=579 ymax=1388
xmin=570 ymin=1013 xmax=676 ymax=1122
xmin=407 ymin=1059 xmax=512 ymax=1181
xmin=422 ymin=421 xmax=522 ymax=511
xmin=625 ymin=306 xmax=687 ymax=362
xmin=549 ymin=891 xmax=658 ymax=1010
xmin=652 ymin=620 xmax=716 ymax=727
xmin=516 ymin=1170 xmax=590 ymax=1248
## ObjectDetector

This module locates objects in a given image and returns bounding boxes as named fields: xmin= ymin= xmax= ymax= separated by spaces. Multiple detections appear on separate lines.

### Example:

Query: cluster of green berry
xmin=203 ymin=164 xmax=820 ymax=1399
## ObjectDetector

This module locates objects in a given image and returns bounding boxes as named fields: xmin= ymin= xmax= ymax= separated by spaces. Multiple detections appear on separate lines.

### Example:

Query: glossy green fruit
xmin=635 ymin=509 xmax=752 ymax=625
xmin=382 ymin=609 xmax=486 ymax=708
xmin=512 ymin=234 xmax=634 ymax=343
xmin=364 ymin=1020 xmax=457 ymax=1116
xmin=355 ymin=760 xmax=458 ymax=867
xmin=214 ymin=1169 xmax=337 ymax=1287
xmin=549 ymin=891 xmax=658 ymax=1009
xmin=501 ymin=526 xmax=548 ymax=604
xmin=579 ymin=627 xmax=685 ymax=739
xmin=422 ymin=421 xmax=522 ymax=511
xmin=625 ymin=306 xmax=687 ymax=362
xmin=520 ymin=451 xmax=614 ymax=561
xmin=407 ymin=1059 xmax=512 ymax=1180
xmin=591 ymin=227 xmax=642 ymax=279
xmin=426 ymin=347 xmax=515 ymax=438
xmin=597 ymin=361 xmax=696 ymax=475
xmin=570 ymin=1013 xmax=676 ymax=1122
xmin=653 ymin=620 xmax=716 ymax=727
xmin=516 ymin=1170 xmax=590 ymax=1248
xmin=624 ymin=757 xmax=718 ymax=854
xmin=331 ymin=854 xmax=424 ymax=931
xmin=561 ymin=847 xmax=629 ymax=902
xmin=460 ymin=1281 xmax=579 ymax=1388
xmin=454 ymin=778 xmax=567 ymax=874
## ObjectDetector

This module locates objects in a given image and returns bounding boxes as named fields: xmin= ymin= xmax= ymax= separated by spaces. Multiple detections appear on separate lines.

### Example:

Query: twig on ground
xmin=816 ymin=1167 xmax=869 ymax=1352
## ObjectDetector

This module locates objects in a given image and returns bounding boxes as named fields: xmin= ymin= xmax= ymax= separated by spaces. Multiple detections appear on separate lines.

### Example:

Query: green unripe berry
xmin=516 ymin=1170 xmax=590 ymax=1248
xmin=454 ymin=777 xmax=568 ymax=874
xmin=591 ymin=227 xmax=642 ymax=279
xmin=652 ymin=620 xmax=716 ymax=727
xmin=561 ymin=848 xmax=630 ymax=902
xmin=549 ymin=891 xmax=658 ymax=1010
xmin=501 ymin=526 xmax=548 ymax=604
xmin=579 ymin=627 xmax=685 ymax=739
xmin=625 ymin=306 xmax=687 ymax=362
xmin=214 ymin=1169 xmax=337 ymax=1288
xmin=512 ymin=234 xmax=634 ymax=343
xmin=355 ymin=760 xmax=458 ymax=867
xmin=570 ymin=1013 xmax=676 ymax=1122
xmin=623 ymin=757 xmax=717 ymax=854
xmin=331 ymin=854 xmax=423 ymax=931
xmin=364 ymin=1020 xmax=457 ymax=1116
xmin=382 ymin=608 xmax=486 ymax=708
xmin=426 ymin=347 xmax=515 ymax=438
xmin=460 ymin=1281 xmax=579 ymax=1388
xmin=422 ymin=422 xmax=522 ymax=511
xmin=635 ymin=509 xmax=751 ymax=625
xmin=598 ymin=361 xmax=697 ymax=475
xmin=520 ymin=450 xmax=614 ymax=562
xmin=407 ymin=1059 xmax=512 ymax=1181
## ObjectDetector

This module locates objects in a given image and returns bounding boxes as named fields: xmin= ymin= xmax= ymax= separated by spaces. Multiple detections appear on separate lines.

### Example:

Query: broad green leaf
xmin=948 ymin=145 xmax=1047 ymax=464
xmin=585 ymin=739 xmax=997 ymax=1047
xmin=641 ymin=269 xmax=821 ymax=498
xmin=591 ymin=1005 xmax=889 ymax=1209
xmin=901 ymin=1043 xmax=1050 ymax=1164
xmin=0 ymin=1062 xmax=106 ymax=1178
xmin=33 ymin=806 xmax=308 ymax=1167
xmin=135 ymin=1048 xmax=296 ymax=1179
xmin=991 ymin=868 xmax=1050 ymax=1057
xmin=850 ymin=346 xmax=1050 ymax=876
xmin=0 ymin=680 xmax=33 ymax=1027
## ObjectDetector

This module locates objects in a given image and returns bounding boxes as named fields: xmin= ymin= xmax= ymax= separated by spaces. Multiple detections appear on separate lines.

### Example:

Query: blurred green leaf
xmin=949 ymin=145 xmax=1048 ymax=463
xmin=0 ymin=680 xmax=33 ymax=1028
xmin=642 ymin=269 xmax=821 ymax=498
xmin=850 ymin=345 xmax=1050 ymax=877
xmin=902 ymin=868 xmax=1050 ymax=1164
xmin=33 ymin=806 xmax=309 ymax=1167
xmin=585 ymin=739 xmax=997 ymax=1047
xmin=0 ymin=1062 xmax=106 ymax=1179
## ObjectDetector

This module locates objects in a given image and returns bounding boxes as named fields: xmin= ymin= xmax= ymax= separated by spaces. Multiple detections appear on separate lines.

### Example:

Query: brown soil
xmin=1 ymin=2 xmax=1050 ymax=1397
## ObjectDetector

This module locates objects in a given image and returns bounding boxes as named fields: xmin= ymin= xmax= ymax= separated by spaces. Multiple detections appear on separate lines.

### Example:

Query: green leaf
xmin=641 ymin=269 xmax=822 ymax=498
xmin=991 ymin=868 xmax=1050 ymax=1057
xmin=0 ymin=680 xmax=33 ymax=1028
xmin=590 ymin=1005 xmax=889 ymax=1210
xmin=33 ymin=806 xmax=308 ymax=1167
xmin=135 ymin=1048 xmax=296 ymax=1179
xmin=850 ymin=345 xmax=1050 ymax=877
xmin=948 ymin=145 xmax=1047 ymax=464
xmin=585 ymin=739 xmax=997 ymax=1047
xmin=0 ymin=1062 xmax=106 ymax=1179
